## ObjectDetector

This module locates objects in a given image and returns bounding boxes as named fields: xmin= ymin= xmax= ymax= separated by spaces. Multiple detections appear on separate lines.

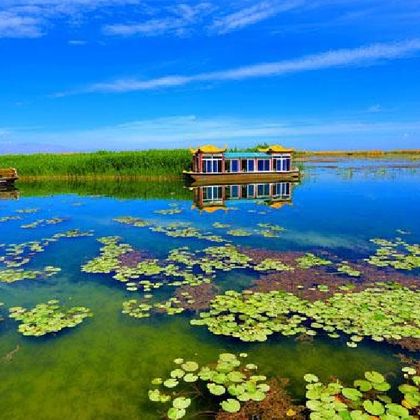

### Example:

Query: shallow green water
xmin=0 ymin=159 xmax=419 ymax=419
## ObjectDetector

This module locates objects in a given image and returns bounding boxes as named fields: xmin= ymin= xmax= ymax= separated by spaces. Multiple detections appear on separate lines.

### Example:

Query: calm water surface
xmin=0 ymin=159 xmax=419 ymax=419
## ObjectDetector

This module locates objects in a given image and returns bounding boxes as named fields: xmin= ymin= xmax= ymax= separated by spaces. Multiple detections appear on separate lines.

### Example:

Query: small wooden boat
xmin=184 ymin=144 xmax=301 ymax=185
xmin=0 ymin=168 xmax=19 ymax=185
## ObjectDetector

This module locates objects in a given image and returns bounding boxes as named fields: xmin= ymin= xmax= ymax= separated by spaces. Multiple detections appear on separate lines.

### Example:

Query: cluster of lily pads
xmin=0 ymin=215 xmax=22 ymax=223
xmin=0 ymin=229 xmax=93 ymax=269
xmin=0 ymin=229 xmax=93 ymax=284
xmin=191 ymin=284 xmax=420 ymax=347
xmin=296 ymin=253 xmax=333 ymax=269
xmin=304 ymin=367 xmax=419 ymax=419
xmin=82 ymin=237 xmax=212 ymax=293
xmin=115 ymin=213 xmax=290 ymax=243
xmin=122 ymin=296 xmax=185 ymax=318
xmin=336 ymin=262 xmax=361 ymax=277
xmin=9 ymin=300 xmax=92 ymax=336
xmin=114 ymin=217 xmax=226 ymax=243
xmin=154 ymin=207 xmax=183 ymax=215
xmin=15 ymin=208 xmax=39 ymax=214
xmin=148 ymin=353 xmax=270 ymax=419
xmin=21 ymin=217 xmax=66 ymax=229
xmin=366 ymin=237 xmax=420 ymax=270
xmin=0 ymin=266 xmax=61 ymax=283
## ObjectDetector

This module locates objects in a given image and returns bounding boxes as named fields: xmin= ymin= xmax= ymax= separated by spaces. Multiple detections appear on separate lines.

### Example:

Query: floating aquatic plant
xmin=0 ymin=229 xmax=93 ymax=268
xmin=0 ymin=266 xmax=61 ymax=283
xmin=0 ymin=215 xmax=22 ymax=223
xmin=191 ymin=290 xmax=309 ymax=342
xmin=227 ymin=229 xmax=252 ymax=237
xmin=304 ymin=367 xmax=419 ymax=419
xmin=213 ymin=222 xmax=230 ymax=229
xmin=154 ymin=208 xmax=182 ymax=215
xmin=21 ymin=217 xmax=66 ymax=229
xmin=366 ymin=237 xmax=420 ymax=270
xmin=9 ymin=300 xmax=92 ymax=336
xmin=113 ymin=216 xmax=150 ymax=227
xmin=148 ymin=353 xmax=270 ymax=419
xmin=296 ymin=253 xmax=332 ymax=269
xmin=336 ymin=262 xmax=361 ymax=277
xmin=15 ymin=208 xmax=39 ymax=214
xmin=192 ymin=284 xmax=420 ymax=346
xmin=254 ymin=258 xmax=294 ymax=272
xmin=114 ymin=216 xmax=226 ymax=243
xmin=306 ymin=284 xmax=420 ymax=347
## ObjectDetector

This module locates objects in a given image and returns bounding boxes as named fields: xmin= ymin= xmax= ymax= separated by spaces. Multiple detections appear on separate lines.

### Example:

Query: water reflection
xmin=191 ymin=181 xmax=295 ymax=211
xmin=0 ymin=185 xmax=20 ymax=200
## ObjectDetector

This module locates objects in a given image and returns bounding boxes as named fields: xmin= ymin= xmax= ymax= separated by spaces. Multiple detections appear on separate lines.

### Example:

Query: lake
xmin=0 ymin=158 xmax=419 ymax=419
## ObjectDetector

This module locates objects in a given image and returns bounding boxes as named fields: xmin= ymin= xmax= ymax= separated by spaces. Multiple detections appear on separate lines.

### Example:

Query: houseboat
xmin=191 ymin=181 xmax=294 ymax=212
xmin=184 ymin=144 xmax=300 ymax=185
xmin=0 ymin=168 xmax=18 ymax=186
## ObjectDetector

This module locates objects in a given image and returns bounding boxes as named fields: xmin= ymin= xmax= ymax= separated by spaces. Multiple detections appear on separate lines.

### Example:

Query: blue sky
xmin=0 ymin=0 xmax=420 ymax=152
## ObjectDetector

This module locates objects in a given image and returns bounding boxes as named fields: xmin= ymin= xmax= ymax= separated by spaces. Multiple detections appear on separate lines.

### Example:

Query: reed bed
xmin=0 ymin=150 xmax=191 ymax=177
xmin=0 ymin=149 xmax=419 ymax=178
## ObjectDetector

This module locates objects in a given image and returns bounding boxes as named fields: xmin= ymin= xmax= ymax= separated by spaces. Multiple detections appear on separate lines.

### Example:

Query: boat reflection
xmin=0 ymin=185 xmax=20 ymax=200
xmin=191 ymin=181 xmax=295 ymax=212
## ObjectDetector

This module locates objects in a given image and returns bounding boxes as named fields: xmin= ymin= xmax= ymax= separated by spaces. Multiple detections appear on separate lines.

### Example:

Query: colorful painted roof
xmin=190 ymin=145 xmax=227 ymax=154
xmin=224 ymin=152 xmax=269 ymax=159
xmin=257 ymin=145 xmax=294 ymax=153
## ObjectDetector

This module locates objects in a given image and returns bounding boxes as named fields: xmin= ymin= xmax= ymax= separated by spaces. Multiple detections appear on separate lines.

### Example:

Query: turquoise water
xmin=0 ymin=159 xmax=419 ymax=419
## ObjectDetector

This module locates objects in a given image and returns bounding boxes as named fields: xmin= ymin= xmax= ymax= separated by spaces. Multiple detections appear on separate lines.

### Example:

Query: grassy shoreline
xmin=0 ymin=149 xmax=419 ymax=177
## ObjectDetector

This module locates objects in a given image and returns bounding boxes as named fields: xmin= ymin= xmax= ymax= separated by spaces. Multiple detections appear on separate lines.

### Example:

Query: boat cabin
xmin=186 ymin=145 xmax=299 ymax=184
xmin=0 ymin=168 xmax=18 ymax=185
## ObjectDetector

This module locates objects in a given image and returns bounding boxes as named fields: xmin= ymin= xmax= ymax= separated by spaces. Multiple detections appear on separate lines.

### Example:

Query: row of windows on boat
xmin=202 ymin=183 xmax=291 ymax=201
xmin=202 ymin=157 xmax=291 ymax=173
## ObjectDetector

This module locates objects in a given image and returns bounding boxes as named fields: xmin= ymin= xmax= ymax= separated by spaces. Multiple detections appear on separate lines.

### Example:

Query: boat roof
xmin=225 ymin=152 xmax=272 ymax=159
xmin=190 ymin=144 xmax=227 ymax=154
xmin=258 ymin=144 xmax=294 ymax=153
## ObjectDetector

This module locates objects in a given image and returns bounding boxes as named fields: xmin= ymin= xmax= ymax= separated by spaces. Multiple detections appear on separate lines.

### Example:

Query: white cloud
xmin=78 ymin=39 xmax=420 ymax=93
xmin=0 ymin=0 xmax=142 ymax=38
xmin=210 ymin=0 xmax=304 ymax=34
xmin=367 ymin=104 xmax=382 ymax=113
xmin=103 ymin=2 xmax=214 ymax=37
xmin=0 ymin=11 xmax=43 ymax=38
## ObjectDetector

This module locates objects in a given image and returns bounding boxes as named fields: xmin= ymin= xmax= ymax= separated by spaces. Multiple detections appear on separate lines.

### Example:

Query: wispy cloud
xmin=103 ymin=3 xmax=215 ymax=37
xmin=0 ymin=11 xmax=43 ymax=38
xmin=367 ymin=104 xmax=382 ymax=113
xmin=0 ymin=0 xmax=142 ymax=38
xmin=75 ymin=39 xmax=420 ymax=94
xmin=210 ymin=0 xmax=304 ymax=34
xmin=3 ymin=115 xmax=420 ymax=153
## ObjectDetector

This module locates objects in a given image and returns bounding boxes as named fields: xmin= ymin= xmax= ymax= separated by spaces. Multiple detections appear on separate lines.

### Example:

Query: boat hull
xmin=0 ymin=177 xmax=19 ymax=185
xmin=184 ymin=170 xmax=300 ymax=186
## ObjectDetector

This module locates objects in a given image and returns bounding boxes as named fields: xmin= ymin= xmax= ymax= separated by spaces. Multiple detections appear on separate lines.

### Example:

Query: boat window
xmin=203 ymin=158 xmax=222 ymax=173
xmin=204 ymin=186 xmax=222 ymax=200
xmin=230 ymin=185 xmax=239 ymax=198
xmin=257 ymin=159 xmax=270 ymax=171
xmin=247 ymin=184 xmax=255 ymax=196
xmin=257 ymin=184 xmax=270 ymax=197
xmin=275 ymin=157 xmax=291 ymax=171
xmin=230 ymin=160 xmax=240 ymax=172
xmin=247 ymin=160 xmax=255 ymax=172
xmin=274 ymin=182 xmax=291 ymax=197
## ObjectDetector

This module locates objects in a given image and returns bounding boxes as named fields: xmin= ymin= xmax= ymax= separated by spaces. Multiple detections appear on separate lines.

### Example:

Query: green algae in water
xmin=9 ymin=300 xmax=93 ymax=337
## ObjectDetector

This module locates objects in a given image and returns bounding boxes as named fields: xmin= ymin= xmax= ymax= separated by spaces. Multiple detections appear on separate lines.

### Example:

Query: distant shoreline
xmin=1 ymin=149 xmax=419 ymax=178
